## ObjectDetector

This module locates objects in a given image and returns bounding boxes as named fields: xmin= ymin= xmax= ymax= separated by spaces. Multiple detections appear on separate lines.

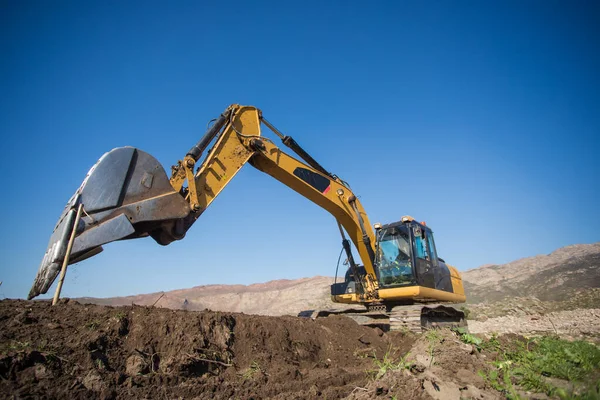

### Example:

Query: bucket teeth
xmin=28 ymin=147 xmax=191 ymax=299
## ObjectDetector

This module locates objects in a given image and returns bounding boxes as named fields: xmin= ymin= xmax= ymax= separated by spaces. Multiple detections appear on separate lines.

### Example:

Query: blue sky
xmin=1 ymin=1 xmax=598 ymax=300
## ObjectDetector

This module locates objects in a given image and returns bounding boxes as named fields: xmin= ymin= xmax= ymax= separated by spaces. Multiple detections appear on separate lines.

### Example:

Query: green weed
xmin=7 ymin=341 xmax=30 ymax=351
xmin=424 ymin=329 xmax=442 ymax=366
xmin=114 ymin=311 xmax=127 ymax=321
xmin=86 ymin=320 xmax=100 ymax=330
xmin=480 ymin=336 xmax=600 ymax=399
xmin=95 ymin=358 xmax=105 ymax=370
xmin=243 ymin=361 xmax=262 ymax=380
xmin=460 ymin=306 xmax=471 ymax=319
xmin=425 ymin=329 xmax=442 ymax=342
xmin=482 ymin=333 xmax=501 ymax=351
xmin=453 ymin=328 xmax=483 ymax=351
xmin=369 ymin=350 xmax=413 ymax=380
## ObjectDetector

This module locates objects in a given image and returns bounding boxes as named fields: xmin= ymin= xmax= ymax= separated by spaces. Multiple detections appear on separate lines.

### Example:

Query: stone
xmin=423 ymin=378 xmax=461 ymax=400
xmin=125 ymin=354 xmax=147 ymax=376
xmin=460 ymin=343 xmax=475 ymax=354
xmin=82 ymin=371 xmax=106 ymax=392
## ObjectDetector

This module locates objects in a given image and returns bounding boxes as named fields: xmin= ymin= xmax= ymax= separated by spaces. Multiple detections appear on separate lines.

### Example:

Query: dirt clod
xmin=125 ymin=354 xmax=147 ymax=376
xmin=82 ymin=370 xmax=106 ymax=392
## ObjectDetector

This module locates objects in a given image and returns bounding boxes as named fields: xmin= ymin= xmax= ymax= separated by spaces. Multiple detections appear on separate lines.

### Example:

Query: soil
xmin=347 ymin=328 xmax=504 ymax=400
xmin=0 ymin=299 xmax=403 ymax=399
xmin=0 ymin=299 xmax=563 ymax=399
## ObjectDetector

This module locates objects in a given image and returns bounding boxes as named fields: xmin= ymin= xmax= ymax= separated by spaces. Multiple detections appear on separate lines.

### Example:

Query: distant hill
xmin=461 ymin=243 xmax=600 ymax=304
xmin=77 ymin=276 xmax=348 ymax=316
xmin=76 ymin=243 xmax=600 ymax=314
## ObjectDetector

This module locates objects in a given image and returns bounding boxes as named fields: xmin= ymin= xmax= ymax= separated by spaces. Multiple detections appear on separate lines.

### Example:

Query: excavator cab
xmin=375 ymin=219 xmax=454 ymax=292
xmin=376 ymin=223 xmax=415 ymax=287
xmin=331 ymin=217 xmax=460 ymax=302
xmin=328 ymin=215 xmax=467 ymax=331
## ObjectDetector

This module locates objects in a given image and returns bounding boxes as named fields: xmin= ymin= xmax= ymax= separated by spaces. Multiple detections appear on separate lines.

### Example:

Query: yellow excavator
xmin=29 ymin=104 xmax=466 ymax=331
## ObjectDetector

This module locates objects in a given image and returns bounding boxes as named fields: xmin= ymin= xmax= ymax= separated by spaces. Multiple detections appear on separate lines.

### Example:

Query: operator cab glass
xmin=376 ymin=226 xmax=414 ymax=287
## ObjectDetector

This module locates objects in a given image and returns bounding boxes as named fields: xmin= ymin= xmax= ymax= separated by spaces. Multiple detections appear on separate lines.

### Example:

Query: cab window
xmin=414 ymin=235 xmax=429 ymax=260
xmin=377 ymin=228 xmax=413 ymax=286
xmin=427 ymin=233 xmax=437 ymax=261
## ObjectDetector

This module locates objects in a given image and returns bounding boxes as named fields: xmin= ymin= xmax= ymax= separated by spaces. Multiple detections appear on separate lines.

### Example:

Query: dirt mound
xmin=0 ymin=299 xmax=408 ymax=399
xmin=8 ymin=299 xmax=589 ymax=399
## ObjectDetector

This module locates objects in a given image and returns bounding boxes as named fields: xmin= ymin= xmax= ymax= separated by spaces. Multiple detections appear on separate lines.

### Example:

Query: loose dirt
xmin=0 ymin=299 xmax=402 ymax=399
xmin=0 ymin=299 xmax=556 ymax=399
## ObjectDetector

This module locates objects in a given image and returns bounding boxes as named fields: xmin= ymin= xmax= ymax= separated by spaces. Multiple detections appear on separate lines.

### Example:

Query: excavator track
xmin=299 ymin=304 xmax=467 ymax=333
xmin=388 ymin=305 xmax=426 ymax=333
xmin=420 ymin=304 xmax=468 ymax=331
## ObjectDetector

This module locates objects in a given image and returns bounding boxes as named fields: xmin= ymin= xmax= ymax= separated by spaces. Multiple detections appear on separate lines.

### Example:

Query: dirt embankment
xmin=0 ymin=299 xmax=519 ymax=400
xmin=0 ymin=299 xmax=398 ymax=399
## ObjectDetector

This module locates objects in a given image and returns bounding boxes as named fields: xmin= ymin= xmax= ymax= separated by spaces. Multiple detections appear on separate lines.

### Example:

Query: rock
xmin=82 ymin=370 xmax=106 ymax=392
xmin=476 ymin=315 xmax=488 ymax=322
xmin=415 ymin=354 xmax=431 ymax=368
xmin=33 ymin=364 xmax=50 ymax=380
xmin=423 ymin=378 xmax=461 ymax=400
xmin=460 ymin=343 xmax=474 ymax=354
xmin=308 ymin=384 xmax=320 ymax=396
xmin=125 ymin=354 xmax=147 ymax=376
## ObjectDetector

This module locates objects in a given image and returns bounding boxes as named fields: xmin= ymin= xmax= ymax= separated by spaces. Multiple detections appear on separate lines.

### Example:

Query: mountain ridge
xmin=76 ymin=242 xmax=600 ymax=313
xmin=461 ymin=242 xmax=600 ymax=303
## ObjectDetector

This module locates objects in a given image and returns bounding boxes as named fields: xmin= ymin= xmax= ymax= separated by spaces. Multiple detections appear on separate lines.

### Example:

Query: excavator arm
xmin=28 ymin=105 xmax=379 ymax=300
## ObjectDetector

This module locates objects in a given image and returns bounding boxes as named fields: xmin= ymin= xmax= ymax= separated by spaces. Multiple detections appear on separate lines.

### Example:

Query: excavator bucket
xmin=28 ymin=147 xmax=191 ymax=300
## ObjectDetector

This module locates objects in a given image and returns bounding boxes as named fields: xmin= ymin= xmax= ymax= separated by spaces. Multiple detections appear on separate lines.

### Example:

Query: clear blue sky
xmin=1 ymin=1 xmax=598 ymax=300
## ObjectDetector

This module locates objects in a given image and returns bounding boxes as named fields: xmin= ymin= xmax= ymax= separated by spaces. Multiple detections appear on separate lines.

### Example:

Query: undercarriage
xmin=299 ymin=303 xmax=467 ymax=333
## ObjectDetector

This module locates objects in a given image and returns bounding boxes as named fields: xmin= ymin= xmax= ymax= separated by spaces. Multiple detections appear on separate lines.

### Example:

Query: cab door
xmin=427 ymin=232 xmax=454 ymax=292
xmin=412 ymin=225 xmax=436 ymax=288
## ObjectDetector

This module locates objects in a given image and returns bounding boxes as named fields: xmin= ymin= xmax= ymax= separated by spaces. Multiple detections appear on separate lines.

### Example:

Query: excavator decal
xmin=292 ymin=167 xmax=330 ymax=193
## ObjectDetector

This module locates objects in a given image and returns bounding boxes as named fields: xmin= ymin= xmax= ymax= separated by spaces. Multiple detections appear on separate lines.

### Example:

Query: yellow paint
xmin=447 ymin=265 xmax=465 ymax=296
xmin=378 ymin=286 xmax=466 ymax=303
xmin=331 ymin=293 xmax=359 ymax=304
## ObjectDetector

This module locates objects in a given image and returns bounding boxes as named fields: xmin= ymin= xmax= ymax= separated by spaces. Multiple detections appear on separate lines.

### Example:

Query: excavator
xmin=28 ymin=104 xmax=467 ymax=332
